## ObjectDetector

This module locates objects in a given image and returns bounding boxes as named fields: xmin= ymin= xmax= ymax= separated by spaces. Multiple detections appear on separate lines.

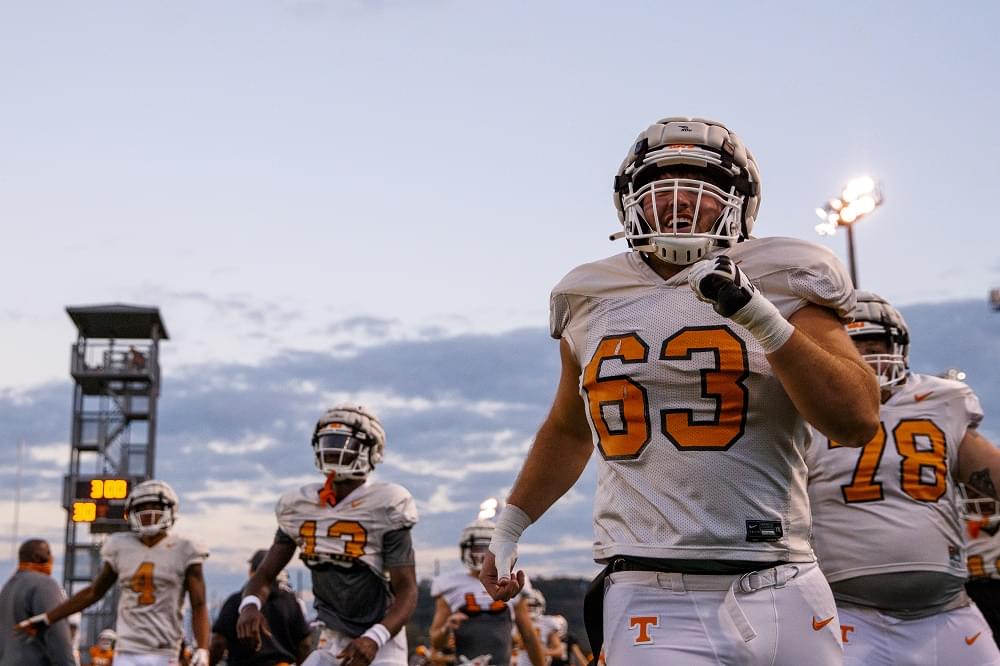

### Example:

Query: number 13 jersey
xmin=549 ymin=237 xmax=854 ymax=564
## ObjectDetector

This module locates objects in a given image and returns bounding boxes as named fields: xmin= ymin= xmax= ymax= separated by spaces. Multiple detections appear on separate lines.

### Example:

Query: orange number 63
xmin=583 ymin=327 xmax=749 ymax=460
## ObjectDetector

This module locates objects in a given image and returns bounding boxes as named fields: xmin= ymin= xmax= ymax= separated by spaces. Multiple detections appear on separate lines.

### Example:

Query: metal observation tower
xmin=62 ymin=304 xmax=168 ymax=646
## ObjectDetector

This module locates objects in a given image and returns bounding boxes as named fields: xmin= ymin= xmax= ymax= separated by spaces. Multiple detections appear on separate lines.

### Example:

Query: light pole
xmin=815 ymin=176 xmax=884 ymax=288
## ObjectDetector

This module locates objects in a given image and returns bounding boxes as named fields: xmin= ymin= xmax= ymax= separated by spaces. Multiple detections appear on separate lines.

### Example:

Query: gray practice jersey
xmin=431 ymin=570 xmax=532 ymax=664
xmin=550 ymin=237 xmax=854 ymax=563
xmin=275 ymin=478 xmax=418 ymax=636
xmin=807 ymin=373 xmax=981 ymax=611
xmin=101 ymin=531 xmax=208 ymax=656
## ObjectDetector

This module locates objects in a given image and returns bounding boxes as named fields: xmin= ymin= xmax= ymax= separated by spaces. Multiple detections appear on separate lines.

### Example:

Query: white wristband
xmin=729 ymin=291 xmax=795 ymax=354
xmin=238 ymin=595 xmax=262 ymax=612
xmin=362 ymin=623 xmax=391 ymax=650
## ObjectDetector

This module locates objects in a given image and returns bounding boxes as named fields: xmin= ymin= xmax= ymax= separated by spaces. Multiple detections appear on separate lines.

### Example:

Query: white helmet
xmin=957 ymin=483 xmax=1000 ymax=531
xmin=612 ymin=117 xmax=761 ymax=265
xmin=125 ymin=480 xmax=178 ymax=537
xmin=312 ymin=404 xmax=386 ymax=480
xmin=459 ymin=518 xmax=495 ymax=572
xmin=97 ymin=628 xmax=117 ymax=650
xmin=846 ymin=291 xmax=910 ymax=391
xmin=524 ymin=588 xmax=546 ymax=617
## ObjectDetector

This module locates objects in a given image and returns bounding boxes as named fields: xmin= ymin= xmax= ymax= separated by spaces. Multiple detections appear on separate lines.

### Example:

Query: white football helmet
xmin=524 ymin=588 xmax=546 ymax=618
xmin=846 ymin=291 xmax=910 ymax=390
xmin=459 ymin=518 xmax=495 ymax=572
xmin=613 ymin=117 xmax=761 ymax=265
xmin=312 ymin=404 xmax=386 ymax=480
xmin=125 ymin=479 xmax=178 ymax=537
xmin=957 ymin=483 xmax=1000 ymax=529
xmin=97 ymin=628 xmax=117 ymax=650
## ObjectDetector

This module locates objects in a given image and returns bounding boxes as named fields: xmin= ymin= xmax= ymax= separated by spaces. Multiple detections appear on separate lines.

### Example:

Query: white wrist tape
xmin=238 ymin=595 xmax=262 ymax=612
xmin=362 ymin=623 xmax=391 ymax=649
xmin=494 ymin=504 xmax=532 ymax=542
xmin=729 ymin=291 xmax=794 ymax=354
xmin=490 ymin=504 xmax=533 ymax=580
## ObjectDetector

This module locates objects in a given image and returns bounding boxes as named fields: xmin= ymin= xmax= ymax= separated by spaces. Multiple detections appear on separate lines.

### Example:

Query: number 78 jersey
xmin=549 ymin=238 xmax=854 ymax=563
xmin=806 ymin=373 xmax=983 ymax=581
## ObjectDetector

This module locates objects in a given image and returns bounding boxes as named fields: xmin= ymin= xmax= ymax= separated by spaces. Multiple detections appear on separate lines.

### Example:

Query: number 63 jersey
xmin=100 ymin=531 xmax=209 ymax=656
xmin=806 ymin=373 xmax=983 ymax=583
xmin=550 ymin=237 xmax=854 ymax=564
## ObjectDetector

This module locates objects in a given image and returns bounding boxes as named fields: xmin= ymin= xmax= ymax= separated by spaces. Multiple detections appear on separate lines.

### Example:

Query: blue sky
xmin=1 ymin=0 xmax=999 ymax=602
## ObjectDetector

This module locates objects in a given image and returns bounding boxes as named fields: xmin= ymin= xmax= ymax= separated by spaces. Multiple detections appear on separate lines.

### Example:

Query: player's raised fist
xmin=688 ymin=255 xmax=756 ymax=317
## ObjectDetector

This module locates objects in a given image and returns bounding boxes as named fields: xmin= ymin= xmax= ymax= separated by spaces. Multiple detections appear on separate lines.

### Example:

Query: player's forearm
xmin=768 ymin=329 xmax=880 ymax=446
xmin=241 ymin=571 xmax=273 ymax=605
xmin=380 ymin=577 xmax=417 ymax=637
xmin=506 ymin=423 xmax=592 ymax=521
xmin=192 ymin=602 xmax=210 ymax=649
xmin=45 ymin=586 xmax=100 ymax=623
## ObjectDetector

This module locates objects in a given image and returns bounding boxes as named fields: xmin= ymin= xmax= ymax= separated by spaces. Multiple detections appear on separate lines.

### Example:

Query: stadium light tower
xmin=814 ymin=176 xmax=884 ymax=288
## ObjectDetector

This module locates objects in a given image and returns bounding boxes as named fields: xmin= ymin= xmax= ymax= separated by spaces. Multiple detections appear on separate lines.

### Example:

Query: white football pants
xmin=602 ymin=561 xmax=843 ymax=665
xmin=839 ymin=601 xmax=1000 ymax=665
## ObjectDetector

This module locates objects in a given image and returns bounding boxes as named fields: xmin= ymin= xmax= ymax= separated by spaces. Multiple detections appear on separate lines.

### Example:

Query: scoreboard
xmin=63 ymin=476 xmax=144 ymax=533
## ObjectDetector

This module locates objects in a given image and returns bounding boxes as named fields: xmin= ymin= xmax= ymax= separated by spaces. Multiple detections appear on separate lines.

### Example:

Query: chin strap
xmin=318 ymin=473 xmax=338 ymax=507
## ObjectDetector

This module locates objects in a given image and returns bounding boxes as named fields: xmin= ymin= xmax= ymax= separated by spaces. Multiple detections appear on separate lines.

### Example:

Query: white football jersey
xmin=100 ymin=531 xmax=208 ymax=656
xmin=807 ymin=373 xmax=982 ymax=582
xmin=430 ymin=569 xmax=532 ymax=617
xmin=550 ymin=237 xmax=854 ymax=563
xmin=275 ymin=479 xmax=417 ymax=576
xmin=516 ymin=613 xmax=562 ymax=666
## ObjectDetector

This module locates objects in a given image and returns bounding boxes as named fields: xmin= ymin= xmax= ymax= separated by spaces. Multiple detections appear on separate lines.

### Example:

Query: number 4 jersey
xmin=549 ymin=237 xmax=854 ymax=564
xmin=806 ymin=373 xmax=983 ymax=590
xmin=100 ymin=531 xmax=209 ymax=656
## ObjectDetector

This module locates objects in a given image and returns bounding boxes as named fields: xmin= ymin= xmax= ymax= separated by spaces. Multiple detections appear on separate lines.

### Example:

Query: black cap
xmin=249 ymin=549 xmax=268 ymax=572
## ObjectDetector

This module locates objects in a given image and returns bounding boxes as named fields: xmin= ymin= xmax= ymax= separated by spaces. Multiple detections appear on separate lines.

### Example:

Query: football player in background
xmin=962 ymin=483 xmax=1000 ymax=644
xmin=480 ymin=116 xmax=881 ymax=665
xmin=807 ymin=291 xmax=1000 ymax=664
xmin=16 ymin=480 xmax=211 ymax=666
xmin=237 ymin=404 xmax=418 ymax=666
xmin=513 ymin=589 xmax=563 ymax=666
xmin=89 ymin=629 xmax=117 ymax=666
xmin=430 ymin=518 xmax=544 ymax=666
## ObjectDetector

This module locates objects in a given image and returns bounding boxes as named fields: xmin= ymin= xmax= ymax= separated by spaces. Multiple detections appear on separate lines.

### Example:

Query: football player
xmin=807 ymin=291 xmax=1000 ymax=664
xmin=237 ymin=404 xmax=418 ymax=666
xmin=962 ymin=483 xmax=1000 ymax=644
xmin=480 ymin=116 xmax=881 ymax=665
xmin=430 ymin=518 xmax=544 ymax=666
xmin=15 ymin=479 xmax=211 ymax=666
xmin=89 ymin=629 xmax=117 ymax=666
xmin=513 ymin=589 xmax=564 ymax=666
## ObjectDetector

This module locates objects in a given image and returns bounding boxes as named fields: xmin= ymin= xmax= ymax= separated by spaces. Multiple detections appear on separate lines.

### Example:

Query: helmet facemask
xmin=459 ymin=519 xmax=495 ymax=573
xmin=313 ymin=423 xmax=376 ymax=480
xmin=613 ymin=118 xmax=761 ymax=266
xmin=125 ymin=480 xmax=178 ymax=537
xmin=847 ymin=292 xmax=910 ymax=393
xmin=957 ymin=482 xmax=1000 ymax=530
xmin=621 ymin=166 xmax=745 ymax=265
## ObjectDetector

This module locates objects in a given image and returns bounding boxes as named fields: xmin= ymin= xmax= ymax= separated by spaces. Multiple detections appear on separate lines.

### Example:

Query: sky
xmin=1 ymin=0 xmax=1000 ymax=608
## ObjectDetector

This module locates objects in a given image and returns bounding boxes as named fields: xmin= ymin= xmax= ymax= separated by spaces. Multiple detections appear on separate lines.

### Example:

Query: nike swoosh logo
xmin=812 ymin=616 xmax=834 ymax=630
xmin=915 ymin=392 xmax=933 ymax=402
xmin=351 ymin=500 xmax=363 ymax=508
xmin=966 ymin=632 xmax=982 ymax=645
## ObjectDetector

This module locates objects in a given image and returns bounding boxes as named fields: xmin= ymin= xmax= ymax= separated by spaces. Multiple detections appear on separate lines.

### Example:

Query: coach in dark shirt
xmin=0 ymin=540 xmax=75 ymax=666
xmin=211 ymin=550 xmax=311 ymax=666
